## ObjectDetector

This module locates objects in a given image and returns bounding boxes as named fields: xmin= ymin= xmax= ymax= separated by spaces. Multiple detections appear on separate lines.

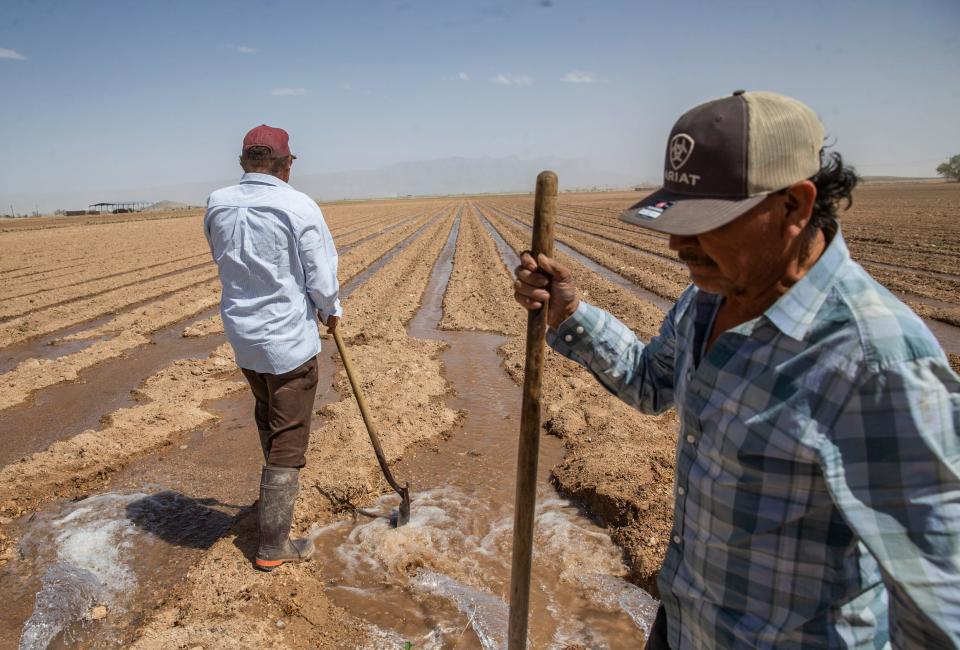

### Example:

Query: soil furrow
xmin=1 ymin=253 xmax=210 ymax=304
xmin=125 ymin=206 xmax=460 ymax=649
xmin=438 ymin=203 xmax=516 ymax=333
xmin=0 ymin=269 xmax=220 ymax=348
xmin=483 ymin=203 xmax=688 ymax=303
xmin=179 ymin=208 xmax=446 ymax=340
xmin=0 ymin=208 xmax=444 ymax=418
xmin=494 ymin=200 xmax=678 ymax=263
xmin=0 ymin=206 xmax=457 ymax=592
xmin=0 ymin=261 xmax=215 ymax=323
xmin=477 ymin=205 xmax=677 ymax=592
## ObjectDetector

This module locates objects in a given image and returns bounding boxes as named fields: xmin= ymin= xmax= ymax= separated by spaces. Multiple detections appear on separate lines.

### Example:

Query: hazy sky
xmin=1 ymin=0 xmax=958 ymax=206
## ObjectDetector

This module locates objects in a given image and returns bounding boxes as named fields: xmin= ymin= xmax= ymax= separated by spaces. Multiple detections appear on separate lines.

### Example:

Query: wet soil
xmin=314 ymin=210 xmax=656 ymax=647
xmin=477 ymin=204 xmax=678 ymax=592
xmin=0 ymin=322 xmax=226 ymax=467
xmin=0 ymin=186 xmax=956 ymax=648
xmin=123 ymin=206 xmax=462 ymax=649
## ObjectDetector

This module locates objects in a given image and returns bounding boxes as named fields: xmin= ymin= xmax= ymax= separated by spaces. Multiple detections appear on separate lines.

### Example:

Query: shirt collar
xmin=763 ymin=229 xmax=851 ymax=341
xmin=239 ymin=172 xmax=291 ymax=189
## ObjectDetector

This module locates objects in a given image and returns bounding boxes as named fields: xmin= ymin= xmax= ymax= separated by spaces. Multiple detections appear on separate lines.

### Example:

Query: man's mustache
xmin=677 ymin=251 xmax=718 ymax=267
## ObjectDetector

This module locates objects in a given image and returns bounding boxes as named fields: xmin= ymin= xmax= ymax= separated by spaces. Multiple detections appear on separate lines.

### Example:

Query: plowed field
xmin=0 ymin=181 xmax=957 ymax=648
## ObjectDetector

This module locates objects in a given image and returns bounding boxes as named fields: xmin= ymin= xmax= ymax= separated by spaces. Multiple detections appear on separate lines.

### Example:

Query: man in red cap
xmin=204 ymin=124 xmax=342 ymax=571
xmin=514 ymin=91 xmax=960 ymax=647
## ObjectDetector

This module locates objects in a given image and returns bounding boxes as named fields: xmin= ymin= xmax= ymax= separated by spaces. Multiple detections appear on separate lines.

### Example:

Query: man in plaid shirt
xmin=514 ymin=91 xmax=960 ymax=648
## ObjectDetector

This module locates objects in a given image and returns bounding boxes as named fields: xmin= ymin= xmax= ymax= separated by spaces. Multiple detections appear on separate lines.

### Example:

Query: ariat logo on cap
xmin=621 ymin=90 xmax=825 ymax=236
xmin=669 ymin=133 xmax=695 ymax=170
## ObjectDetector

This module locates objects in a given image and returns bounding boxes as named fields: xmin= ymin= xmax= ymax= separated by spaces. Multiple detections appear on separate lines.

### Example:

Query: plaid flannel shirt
xmin=548 ymin=232 xmax=960 ymax=649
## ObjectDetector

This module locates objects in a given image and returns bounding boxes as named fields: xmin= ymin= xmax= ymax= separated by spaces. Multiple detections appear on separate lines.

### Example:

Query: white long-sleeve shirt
xmin=204 ymin=173 xmax=342 ymax=374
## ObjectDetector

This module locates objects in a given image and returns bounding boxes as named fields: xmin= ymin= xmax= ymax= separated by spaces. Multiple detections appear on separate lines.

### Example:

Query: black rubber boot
xmin=255 ymin=465 xmax=315 ymax=571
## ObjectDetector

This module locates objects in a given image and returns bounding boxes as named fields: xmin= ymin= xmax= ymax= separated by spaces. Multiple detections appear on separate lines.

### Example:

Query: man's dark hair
xmin=239 ymin=146 xmax=291 ymax=175
xmin=808 ymin=150 xmax=859 ymax=236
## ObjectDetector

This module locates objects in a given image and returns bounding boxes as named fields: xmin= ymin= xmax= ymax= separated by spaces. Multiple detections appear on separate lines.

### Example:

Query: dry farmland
xmin=0 ymin=182 xmax=957 ymax=648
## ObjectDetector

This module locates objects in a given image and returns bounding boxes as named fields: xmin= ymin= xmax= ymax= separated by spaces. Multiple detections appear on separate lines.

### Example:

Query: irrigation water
xmin=313 ymin=212 xmax=658 ymax=648
xmin=14 ymin=491 xmax=236 ymax=649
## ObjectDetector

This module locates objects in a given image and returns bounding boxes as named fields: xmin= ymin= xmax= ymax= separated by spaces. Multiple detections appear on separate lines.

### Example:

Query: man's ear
xmin=784 ymin=180 xmax=817 ymax=232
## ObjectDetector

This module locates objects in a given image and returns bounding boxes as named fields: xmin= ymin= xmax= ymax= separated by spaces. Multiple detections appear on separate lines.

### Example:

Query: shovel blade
xmin=396 ymin=485 xmax=411 ymax=527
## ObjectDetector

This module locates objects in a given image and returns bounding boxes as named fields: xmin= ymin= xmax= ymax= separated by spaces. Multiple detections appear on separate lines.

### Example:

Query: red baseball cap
xmin=242 ymin=124 xmax=295 ymax=158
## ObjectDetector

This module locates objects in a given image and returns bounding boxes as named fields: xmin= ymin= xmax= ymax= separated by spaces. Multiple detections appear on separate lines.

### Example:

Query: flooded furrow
xmin=313 ymin=209 xmax=657 ymax=648
xmin=0 ymin=291 xmax=216 ymax=376
xmin=861 ymin=258 xmax=960 ymax=283
xmin=338 ymin=213 xmax=422 ymax=255
xmin=0 ymin=208 xmax=457 ymax=650
xmin=2 ymin=253 xmax=210 ymax=304
xmin=480 ymin=206 xmax=674 ymax=313
xmin=475 ymin=207 xmax=521 ymax=269
xmin=0 ymin=271 xmax=220 ymax=350
xmin=0 ymin=308 xmax=225 ymax=468
xmin=485 ymin=205 xmax=960 ymax=357
xmin=1 ymin=353 xmax=341 ymax=650
xmin=0 ymin=262 xmax=215 ymax=325
xmin=341 ymin=213 xmax=443 ymax=299
xmin=0 ymin=327 xmax=116 ymax=376
xmin=502 ymin=204 xmax=683 ymax=269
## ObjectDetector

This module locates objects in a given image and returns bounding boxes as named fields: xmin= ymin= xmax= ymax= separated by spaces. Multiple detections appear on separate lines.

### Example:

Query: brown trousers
xmin=241 ymin=356 xmax=318 ymax=468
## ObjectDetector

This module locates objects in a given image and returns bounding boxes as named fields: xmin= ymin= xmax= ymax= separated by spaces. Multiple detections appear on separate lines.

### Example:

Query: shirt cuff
xmin=318 ymin=298 xmax=344 ymax=322
xmin=546 ymin=301 xmax=603 ymax=357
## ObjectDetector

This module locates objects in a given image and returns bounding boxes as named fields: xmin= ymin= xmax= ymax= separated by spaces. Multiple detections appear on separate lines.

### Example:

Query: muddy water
xmin=0 ymin=314 xmax=121 ymax=375
xmin=8 ymin=492 xmax=240 ymax=650
xmin=338 ymin=211 xmax=425 ymax=255
xmin=1 ymin=217 xmax=451 ymax=649
xmin=480 ymin=208 xmax=674 ymax=314
xmin=0 ymin=308 xmax=226 ymax=467
xmin=2 ymin=352 xmax=342 ymax=650
xmin=314 ymin=213 xmax=657 ymax=648
xmin=341 ymin=213 xmax=442 ymax=299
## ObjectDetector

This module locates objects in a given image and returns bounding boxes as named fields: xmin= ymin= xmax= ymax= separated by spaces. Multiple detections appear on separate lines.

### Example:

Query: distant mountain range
xmin=2 ymin=155 xmax=642 ymax=215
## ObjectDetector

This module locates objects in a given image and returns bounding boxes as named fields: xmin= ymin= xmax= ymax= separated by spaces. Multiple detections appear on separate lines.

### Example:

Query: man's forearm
xmin=547 ymin=301 xmax=676 ymax=414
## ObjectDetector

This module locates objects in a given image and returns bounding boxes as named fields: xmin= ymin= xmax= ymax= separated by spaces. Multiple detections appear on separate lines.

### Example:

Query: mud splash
xmin=13 ymin=491 xmax=237 ymax=650
xmin=1 ymin=348 xmax=342 ymax=649
xmin=313 ymin=210 xmax=658 ymax=647
xmin=0 ymin=209 xmax=448 ymax=648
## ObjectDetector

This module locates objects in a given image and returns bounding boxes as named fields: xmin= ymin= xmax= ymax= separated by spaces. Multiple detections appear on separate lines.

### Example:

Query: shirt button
xmin=575 ymin=326 xmax=584 ymax=334
xmin=673 ymin=535 xmax=681 ymax=544
xmin=564 ymin=334 xmax=573 ymax=343
xmin=677 ymin=486 xmax=685 ymax=496
xmin=686 ymin=434 xmax=696 ymax=444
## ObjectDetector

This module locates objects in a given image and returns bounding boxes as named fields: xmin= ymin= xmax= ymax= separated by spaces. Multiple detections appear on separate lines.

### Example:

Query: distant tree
xmin=936 ymin=154 xmax=960 ymax=182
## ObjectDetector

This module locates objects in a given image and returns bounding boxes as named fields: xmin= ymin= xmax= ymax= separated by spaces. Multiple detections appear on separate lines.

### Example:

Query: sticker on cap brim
xmin=635 ymin=201 xmax=674 ymax=220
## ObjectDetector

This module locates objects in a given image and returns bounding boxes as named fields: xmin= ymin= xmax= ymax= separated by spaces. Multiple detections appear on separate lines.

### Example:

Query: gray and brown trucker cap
xmin=620 ymin=90 xmax=824 ymax=235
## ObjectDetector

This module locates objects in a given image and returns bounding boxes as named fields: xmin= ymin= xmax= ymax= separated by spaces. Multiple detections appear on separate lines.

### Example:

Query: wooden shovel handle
xmin=508 ymin=171 xmax=557 ymax=649
xmin=332 ymin=329 xmax=409 ymax=499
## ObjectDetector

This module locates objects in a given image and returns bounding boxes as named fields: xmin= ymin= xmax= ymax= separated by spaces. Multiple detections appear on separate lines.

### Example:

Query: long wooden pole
xmin=507 ymin=170 xmax=557 ymax=649
xmin=332 ymin=329 xmax=411 ymax=526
